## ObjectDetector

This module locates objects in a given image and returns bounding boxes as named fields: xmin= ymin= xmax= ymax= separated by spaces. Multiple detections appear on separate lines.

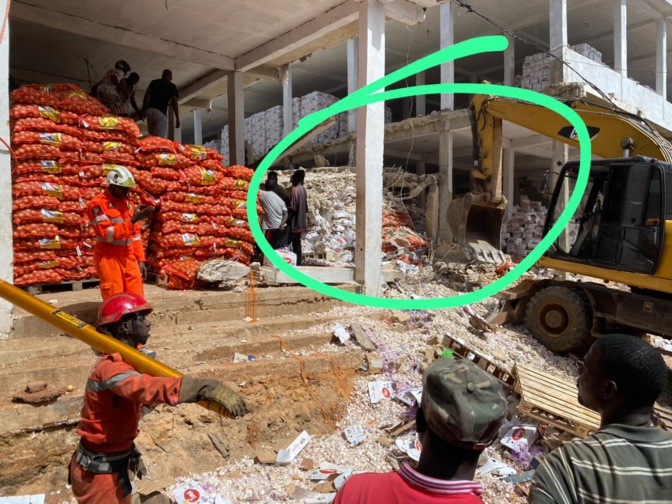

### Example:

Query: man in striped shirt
xmin=333 ymin=359 xmax=507 ymax=503
xmin=529 ymin=334 xmax=672 ymax=503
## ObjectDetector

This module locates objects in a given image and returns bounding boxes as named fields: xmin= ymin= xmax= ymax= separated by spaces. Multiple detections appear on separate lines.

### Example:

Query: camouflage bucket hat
xmin=422 ymin=359 xmax=507 ymax=449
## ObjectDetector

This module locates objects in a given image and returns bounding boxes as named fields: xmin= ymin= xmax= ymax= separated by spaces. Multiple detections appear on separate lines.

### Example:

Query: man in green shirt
xmin=529 ymin=334 xmax=672 ymax=503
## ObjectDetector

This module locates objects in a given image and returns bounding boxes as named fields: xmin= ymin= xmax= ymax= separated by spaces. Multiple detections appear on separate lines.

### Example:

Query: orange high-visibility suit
xmin=86 ymin=190 xmax=145 ymax=301
xmin=69 ymin=353 xmax=182 ymax=504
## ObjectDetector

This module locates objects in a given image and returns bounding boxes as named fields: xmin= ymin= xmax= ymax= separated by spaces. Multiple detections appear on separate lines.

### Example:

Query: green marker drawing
xmin=247 ymin=35 xmax=592 ymax=309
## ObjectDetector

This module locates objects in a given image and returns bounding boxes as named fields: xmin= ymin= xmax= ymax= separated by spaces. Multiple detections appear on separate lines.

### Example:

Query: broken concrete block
xmin=25 ymin=381 xmax=48 ymax=393
xmin=349 ymin=323 xmax=375 ymax=351
xmin=425 ymin=345 xmax=436 ymax=364
xmin=366 ymin=353 xmax=384 ymax=374
xmin=255 ymin=447 xmax=278 ymax=465
xmin=13 ymin=386 xmax=64 ymax=404
xmin=299 ymin=458 xmax=315 ymax=472
xmin=197 ymin=259 xmax=250 ymax=283
xmin=390 ymin=311 xmax=410 ymax=324
xmin=376 ymin=433 xmax=393 ymax=448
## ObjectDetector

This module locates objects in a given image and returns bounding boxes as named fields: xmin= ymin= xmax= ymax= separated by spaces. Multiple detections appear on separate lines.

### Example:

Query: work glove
xmin=179 ymin=376 xmax=247 ymax=417
xmin=131 ymin=206 xmax=155 ymax=224
xmin=138 ymin=261 xmax=148 ymax=280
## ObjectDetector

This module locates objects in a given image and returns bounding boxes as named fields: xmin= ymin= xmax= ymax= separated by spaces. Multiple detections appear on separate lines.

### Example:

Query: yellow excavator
xmin=449 ymin=92 xmax=672 ymax=352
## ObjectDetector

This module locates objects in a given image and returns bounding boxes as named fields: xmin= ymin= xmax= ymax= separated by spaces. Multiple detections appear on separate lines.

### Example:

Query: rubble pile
xmin=274 ymin=168 xmax=428 ymax=272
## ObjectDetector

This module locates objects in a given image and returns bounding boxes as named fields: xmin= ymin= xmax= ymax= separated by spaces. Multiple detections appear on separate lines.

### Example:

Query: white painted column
xmin=355 ymin=0 xmax=385 ymax=295
xmin=281 ymin=64 xmax=293 ymax=138
xmin=227 ymin=71 xmax=245 ymax=166
xmin=416 ymin=71 xmax=426 ymax=116
xmin=438 ymin=128 xmax=454 ymax=241
xmin=193 ymin=108 xmax=203 ymax=145
xmin=549 ymin=0 xmax=568 ymax=83
xmin=504 ymin=34 xmax=515 ymax=86
xmin=657 ymin=20 xmax=667 ymax=99
xmin=503 ymin=149 xmax=515 ymax=218
xmin=440 ymin=2 xmax=454 ymax=111
xmin=347 ymin=37 xmax=359 ymax=133
xmin=614 ymin=0 xmax=627 ymax=76
xmin=0 ymin=0 xmax=12 ymax=334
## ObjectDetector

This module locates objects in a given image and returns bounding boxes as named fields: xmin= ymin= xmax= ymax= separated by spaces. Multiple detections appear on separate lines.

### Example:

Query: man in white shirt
xmin=258 ymin=178 xmax=288 ymax=249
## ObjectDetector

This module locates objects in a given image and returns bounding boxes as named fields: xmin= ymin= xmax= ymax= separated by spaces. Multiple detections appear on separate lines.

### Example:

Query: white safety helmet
xmin=106 ymin=166 xmax=136 ymax=188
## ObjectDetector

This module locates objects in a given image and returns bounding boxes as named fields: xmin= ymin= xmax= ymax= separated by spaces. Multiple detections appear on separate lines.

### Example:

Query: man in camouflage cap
xmin=334 ymin=359 xmax=507 ymax=503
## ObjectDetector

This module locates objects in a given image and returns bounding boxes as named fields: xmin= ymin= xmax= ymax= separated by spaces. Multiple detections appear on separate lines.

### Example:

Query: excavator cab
xmin=544 ymin=158 xmax=667 ymax=275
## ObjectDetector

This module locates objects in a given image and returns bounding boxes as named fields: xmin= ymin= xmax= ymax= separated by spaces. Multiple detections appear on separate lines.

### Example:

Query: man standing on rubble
xmin=259 ymin=177 xmax=289 ymax=250
xmin=529 ymin=334 xmax=672 ymax=503
xmin=333 ymin=359 xmax=507 ymax=503
xmin=69 ymin=292 xmax=247 ymax=504
xmin=289 ymin=169 xmax=308 ymax=266
xmin=86 ymin=167 xmax=154 ymax=301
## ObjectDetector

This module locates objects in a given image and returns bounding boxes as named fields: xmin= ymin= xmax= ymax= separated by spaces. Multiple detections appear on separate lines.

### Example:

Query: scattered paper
xmin=395 ymin=387 xmax=422 ymax=407
xmin=277 ymin=431 xmax=312 ymax=464
xmin=501 ymin=425 xmax=539 ymax=451
xmin=395 ymin=434 xmax=422 ymax=462
xmin=477 ymin=458 xmax=517 ymax=477
xmin=368 ymin=380 xmax=393 ymax=404
xmin=172 ymin=484 xmax=209 ymax=504
xmin=344 ymin=425 xmax=367 ymax=446
xmin=332 ymin=324 xmax=351 ymax=345
xmin=290 ymin=487 xmax=336 ymax=504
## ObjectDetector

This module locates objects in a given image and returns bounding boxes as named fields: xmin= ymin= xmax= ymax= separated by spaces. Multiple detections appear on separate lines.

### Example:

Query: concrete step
xmin=10 ymin=284 xmax=352 ymax=339
xmin=0 ymin=350 xmax=363 ymax=436
xmin=0 ymin=314 xmax=340 ymax=399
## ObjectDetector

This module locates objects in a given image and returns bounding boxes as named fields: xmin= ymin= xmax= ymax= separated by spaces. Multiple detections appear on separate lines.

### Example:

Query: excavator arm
xmin=448 ymin=93 xmax=672 ymax=262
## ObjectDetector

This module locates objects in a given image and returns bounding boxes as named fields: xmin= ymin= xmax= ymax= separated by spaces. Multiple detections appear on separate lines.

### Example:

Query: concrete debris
xmin=366 ymin=353 xmax=384 ymax=374
xmin=331 ymin=324 xmax=350 ymax=345
xmin=389 ymin=311 xmax=410 ymax=324
xmin=197 ymin=260 xmax=250 ymax=283
xmin=348 ymin=323 xmax=375 ymax=351
xmin=12 ymin=385 xmax=64 ymax=404
xmin=24 ymin=381 xmax=47 ymax=394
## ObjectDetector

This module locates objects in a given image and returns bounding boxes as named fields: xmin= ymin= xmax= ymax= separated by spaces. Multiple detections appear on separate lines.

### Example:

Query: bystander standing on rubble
xmin=289 ymin=169 xmax=308 ymax=266
xmin=258 ymin=177 xmax=289 ymax=250
xmin=529 ymin=334 xmax=672 ymax=503
xmin=333 ymin=359 xmax=507 ymax=503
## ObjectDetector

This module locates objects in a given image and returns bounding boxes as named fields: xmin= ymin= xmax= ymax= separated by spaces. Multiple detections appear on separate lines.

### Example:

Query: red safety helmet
xmin=96 ymin=292 xmax=153 ymax=330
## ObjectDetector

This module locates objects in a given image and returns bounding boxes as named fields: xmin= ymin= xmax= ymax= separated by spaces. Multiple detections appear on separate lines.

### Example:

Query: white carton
xmin=172 ymin=484 xmax=209 ymax=504
xmin=501 ymin=424 xmax=539 ymax=451
xmin=368 ymin=380 xmax=394 ymax=404
xmin=276 ymin=430 xmax=312 ymax=464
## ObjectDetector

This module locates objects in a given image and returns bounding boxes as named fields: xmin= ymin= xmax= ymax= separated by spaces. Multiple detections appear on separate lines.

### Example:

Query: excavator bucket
xmin=447 ymin=192 xmax=508 ymax=263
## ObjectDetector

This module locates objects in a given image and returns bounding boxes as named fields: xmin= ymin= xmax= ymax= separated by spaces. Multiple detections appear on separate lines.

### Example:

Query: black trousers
xmin=291 ymin=232 xmax=302 ymax=266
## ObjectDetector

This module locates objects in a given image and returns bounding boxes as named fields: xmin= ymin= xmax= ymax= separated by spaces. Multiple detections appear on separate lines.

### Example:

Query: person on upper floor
xmin=142 ymin=69 xmax=179 ymax=138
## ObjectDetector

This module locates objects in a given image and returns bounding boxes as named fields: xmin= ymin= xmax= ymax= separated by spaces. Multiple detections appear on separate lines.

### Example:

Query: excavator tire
xmin=525 ymin=286 xmax=593 ymax=352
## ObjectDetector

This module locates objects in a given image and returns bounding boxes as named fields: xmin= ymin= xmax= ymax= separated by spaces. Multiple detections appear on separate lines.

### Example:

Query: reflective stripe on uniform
xmin=132 ymin=236 xmax=141 ymax=242
xmin=107 ymin=227 xmax=115 ymax=242
xmin=94 ymin=215 xmax=110 ymax=224
xmin=86 ymin=371 xmax=142 ymax=392
xmin=96 ymin=237 xmax=133 ymax=246
xmin=109 ymin=218 xmax=126 ymax=224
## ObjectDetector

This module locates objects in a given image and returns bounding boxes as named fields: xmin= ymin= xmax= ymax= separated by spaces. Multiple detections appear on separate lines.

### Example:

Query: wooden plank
xmin=515 ymin=363 xmax=601 ymax=436
xmin=20 ymin=279 xmax=99 ymax=295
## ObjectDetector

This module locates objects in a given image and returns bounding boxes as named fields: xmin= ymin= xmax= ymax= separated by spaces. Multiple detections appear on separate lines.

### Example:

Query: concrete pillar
xmin=347 ymin=37 xmax=359 ymax=133
xmin=0 ymin=1 xmax=13 ymax=334
xmin=281 ymin=64 xmax=293 ymax=138
xmin=355 ymin=0 xmax=385 ymax=295
xmin=440 ymin=2 xmax=454 ymax=111
xmin=416 ymin=160 xmax=426 ymax=208
xmin=504 ymin=34 xmax=515 ymax=86
xmin=402 ymin=96 xmax=412 ymax=120
xmin=503 ymin=149 xmax=515 ymax=218
xmin=549 ymin=0 xmax=568 ymax=84
xmin=416 ymin=72 xmax=426 ymax=117
xmin=438 ymin=128 xmax=453 ymax=241
xmin=614 ymin=0 xmax=627 ymax=76
xmin=426 ymin=184 xmax=439 ymax=242
xmin=193 ymin=108 xmax=203 ymax=145
xmin=657 ymin=20 xmax=667 ymax=99
xmin=227 ymin=71 xmax=245 ymax=166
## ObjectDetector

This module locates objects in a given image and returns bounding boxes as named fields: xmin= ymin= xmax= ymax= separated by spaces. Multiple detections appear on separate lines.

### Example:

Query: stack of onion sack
xmin=381 ymin=211 xmax=428 ymax=263
xmin=137 ymin=140 xmax=258 ymax=289
xmin=9 ymin=84 xmax=110 ymax=285
xmin=77 ymin=114 xmax=144 ymax=255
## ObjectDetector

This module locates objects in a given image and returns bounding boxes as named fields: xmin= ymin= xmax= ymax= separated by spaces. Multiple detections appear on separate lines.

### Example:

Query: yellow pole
xmin=0 ymin=279 xmax=230 ymax=417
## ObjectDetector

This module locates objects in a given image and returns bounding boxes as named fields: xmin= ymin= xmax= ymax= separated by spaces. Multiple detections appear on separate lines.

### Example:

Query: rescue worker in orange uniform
xmin=86 ymin=167 xmax=154 ymax=301
xmin=69 ymin=293 xmax=247 ymax=504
